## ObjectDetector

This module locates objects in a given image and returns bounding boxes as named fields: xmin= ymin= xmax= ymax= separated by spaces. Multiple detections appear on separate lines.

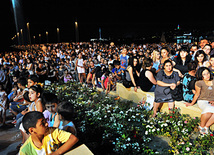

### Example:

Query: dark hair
xmin=142 ymin=58 xmax=153 ymax=70
xmin=187 ymin=61 xmax=197 ymax=71
xmin=203 ymin=44 xmax=212 ymax=51
xmin=113 ymin=60 xmax=120 ymax=66
xmin=194 ymin=50 xmax=207 ymax=64
xmin=42 ymin=92 xmax=58 ymax=105
xmin=29 ymin=85 xmax=43 ymax=95
xmin=17 ymin=77 xmax=27 ymax=87
xmin=28 ymin=75 xmax=39 ymax=83
xmin=196 ymin=67 xmax=213 ymax=81
xmin=128 ymin=56 xmax=139 ymax=68
xmin=57 ymin=101 xmax=75 ymax=121
xmin=162 ymin=59 xmax=173 ymax=70
xmin=22 ymin=111 xmax=44 ymax=134
xmin=210 ymin=54 xmax=214 ymax=59
xmin=23 ymin=92 xmax=31 ymax=102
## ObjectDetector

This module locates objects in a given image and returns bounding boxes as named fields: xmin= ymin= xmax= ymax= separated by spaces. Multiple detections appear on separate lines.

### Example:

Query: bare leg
xmin=2 ymin=110 xmax=6 ymax=125
xmin=168 ymin=102 xmax=175 ymax=113
xmin=200 ymin=113 xmax=212 ymax=127
xmin=152 ymin=102 xmax=161 ymax=117
xmin=78 ymin=73 xmax=81 ymax=83
xmin=205 ymin=113 xmax=214 ymax=128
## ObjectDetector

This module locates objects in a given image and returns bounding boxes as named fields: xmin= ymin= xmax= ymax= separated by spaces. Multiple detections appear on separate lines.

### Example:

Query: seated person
xmin=182 ymin=62 xmax=197 ymax=103
xmin=112 ymin=60 xmax=122 ymax=82
xmin=19 ymin=111 xmax=78 ymax=155
xmin=57 ymin=101 xmax=77 ymax=136
xmin=10 ymin=77 xmax=28 ymax=117
xmin=137 ymin=58 xmax=157 ymax=92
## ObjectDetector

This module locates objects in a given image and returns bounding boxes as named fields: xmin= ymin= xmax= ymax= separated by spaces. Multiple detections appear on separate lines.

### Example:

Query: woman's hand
xmin=134 ymin=86 xmax=137 ymax=92
xmin=184 ymin=102 xmax=193 ymax=107
xmin=170 ymin=83 xmax=176 ymax=90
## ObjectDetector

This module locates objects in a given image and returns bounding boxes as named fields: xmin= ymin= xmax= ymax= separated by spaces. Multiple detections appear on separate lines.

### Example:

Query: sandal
xmin=16 ymin=143 xmax=23 ymax=149
xmin=204 ymin=127 xmax=210 ymax=134
xmin=198 ymin=126 xmax=206 ymax=135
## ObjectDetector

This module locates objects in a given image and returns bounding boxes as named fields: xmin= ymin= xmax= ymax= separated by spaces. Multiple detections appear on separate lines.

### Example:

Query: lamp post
xmin=27 ymin=22 xmax=31 ymax=45
xmin=57 ymin=28 xmax=60 ymax=43
xmin=20 ymin=29 xmax=24 ymax=45
xmin=75 ymin=21 xmax=79 ymax=42
xmin=33 ymin=36 xmax=35 ymax=44
xmin=46 ymin=31 xmax=49 ymax=43
xmin=39 ymin=34 xmax=41 ymax=44
xmin=17 ymin=32 xmax=20 ymax=45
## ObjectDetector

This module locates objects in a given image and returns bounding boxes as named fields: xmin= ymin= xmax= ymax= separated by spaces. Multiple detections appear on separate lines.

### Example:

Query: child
xmin=19 ymin=111 xmax=78 ymax=155
xmin=27 ymin=75 xmax=39 ymax=88
xmin=104 ymin=72 xmax=115 ymax=94
xmin=8 ymin=83 xmax=18 ymax=102
xmin=209 ymin=55 xmax=214 ymax=76
xmin=0 ymin=84 xmax=7 ymax=125
xmin=10 ymin=77 xmax=28 ymax=117
xmin=64 ymin=69 xmax=73 ymax=83
xmin=18 ymin=86 xmax=44 ymax=147
xmin=57 ymin=101 xmax=77 ymax=136
xmin=42 ymin=92 xmax=60 ymax=127
xmin=112 ymin=60 xmax=122 ymax=82
xmin=28 ymin=85 xmax=43 ymax=113
xmin=120 ymin=48 xmax=129 ymax=71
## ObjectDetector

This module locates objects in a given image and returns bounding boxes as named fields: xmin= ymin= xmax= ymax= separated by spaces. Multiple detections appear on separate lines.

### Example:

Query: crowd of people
xmin=1 ymin=40 xmax=214 ymax=154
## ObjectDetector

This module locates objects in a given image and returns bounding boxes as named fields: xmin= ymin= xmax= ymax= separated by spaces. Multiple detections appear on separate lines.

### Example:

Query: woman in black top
xmin=137 ymin=58 xmax=157 ymax=92
xmin=173 ymin=46 xmax=191 ymax=76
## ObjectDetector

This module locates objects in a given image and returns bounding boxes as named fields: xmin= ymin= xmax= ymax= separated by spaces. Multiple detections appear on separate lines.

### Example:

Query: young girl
xmin=75 ymin=53 xmax=85 ymax=83
xmin=64 ymin=69 xmax=73 ymax=83
xmin=28 ymin=85 xmax=43 ymax=112
xmin=42 ymin=92 xmax=60 ymax=127
xmin=57 ymin=101 xmax=77 ymax=135
xmin=18 ymin=85 xmax=44 ymax=148
xmin=0 ymin=84 xmax=7 ymax=125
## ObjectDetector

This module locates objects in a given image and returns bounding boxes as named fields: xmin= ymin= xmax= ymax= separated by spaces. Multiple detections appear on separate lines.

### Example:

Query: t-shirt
xmin=196 ymin=80 xmax=214 ymax=101
xmin=120 ymin=54 xmax=129 ymax=70
xmin=19 ymin=127 xmax=71 ymax=155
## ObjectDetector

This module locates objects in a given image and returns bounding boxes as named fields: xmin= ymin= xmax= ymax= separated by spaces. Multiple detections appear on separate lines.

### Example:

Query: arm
xmin=127 ymin=67 xmax=137 ymax=92
xmin=35 ymin=100 xmax=43 ymax=112
xmin=145 ymin=70 xmax=157 ymax=85
xmin=50 ymin=134 xmax=79 ymax=155
xmin=53 ymin=113 xmax=60 ymax=128
xmin=184 ymin=85 xmax=201 ymax=106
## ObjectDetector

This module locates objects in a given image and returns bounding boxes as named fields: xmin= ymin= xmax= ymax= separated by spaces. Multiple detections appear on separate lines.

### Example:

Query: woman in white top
xmin=75 ymin=53 xmax=85 ymax=83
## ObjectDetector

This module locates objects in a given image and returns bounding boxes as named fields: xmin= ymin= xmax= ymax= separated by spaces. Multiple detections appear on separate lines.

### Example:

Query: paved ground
xmin=0 ymin=110 xmax=22 ymax=155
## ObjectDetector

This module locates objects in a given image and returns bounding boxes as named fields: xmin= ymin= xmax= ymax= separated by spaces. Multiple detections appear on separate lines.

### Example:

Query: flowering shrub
xmin=45 ymin=82 xmax=214 ymax=154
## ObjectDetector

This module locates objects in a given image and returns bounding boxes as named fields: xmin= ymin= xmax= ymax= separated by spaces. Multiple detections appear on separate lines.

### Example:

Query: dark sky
xmin=2 ymin=0 xmax=214 ymax=51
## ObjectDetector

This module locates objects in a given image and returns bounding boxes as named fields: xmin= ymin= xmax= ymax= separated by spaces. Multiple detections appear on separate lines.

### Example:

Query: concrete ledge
xmin=104 ymin=83 xmax=202 ymax=118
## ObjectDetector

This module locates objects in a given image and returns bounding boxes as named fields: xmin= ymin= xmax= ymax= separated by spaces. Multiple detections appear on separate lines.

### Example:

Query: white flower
xmin=145 ymin=131 xmax=148 ymax=135
xmin=127 ymin=137 xmax=131 ymax=141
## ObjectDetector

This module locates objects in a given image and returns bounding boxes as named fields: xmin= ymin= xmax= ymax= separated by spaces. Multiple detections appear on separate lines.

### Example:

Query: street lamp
xmin=75 ymin=21 xmax=79 ymax=42
xmin=27 ymin=22 xmax=31 ymax=45
xmin=46 ymin=31 xmax=49 ymax=43
xmin=57 ymin=28 xmax=60 ymax=43
xmin=39 ymin=34 xmax=41 ymax=44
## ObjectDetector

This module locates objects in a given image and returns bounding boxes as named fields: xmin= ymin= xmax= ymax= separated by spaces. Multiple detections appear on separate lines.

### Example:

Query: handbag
xmin=163 ymin=84 xmax=183 ymax=101
xmin=170 ymin=84 xmax=183 ymax=101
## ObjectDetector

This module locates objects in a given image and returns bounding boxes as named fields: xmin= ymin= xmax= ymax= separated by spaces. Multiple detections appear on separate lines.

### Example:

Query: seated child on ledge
xmin=19 ymin=111 xmax=78 ymax=155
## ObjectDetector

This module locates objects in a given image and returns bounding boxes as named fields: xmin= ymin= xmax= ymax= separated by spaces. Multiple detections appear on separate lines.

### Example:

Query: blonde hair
xmin=152 ymin=50 xmax=160 ymax=62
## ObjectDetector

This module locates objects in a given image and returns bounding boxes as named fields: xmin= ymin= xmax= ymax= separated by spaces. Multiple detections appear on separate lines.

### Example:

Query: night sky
xmin=2 ymin=0 xmax=214 ymax=51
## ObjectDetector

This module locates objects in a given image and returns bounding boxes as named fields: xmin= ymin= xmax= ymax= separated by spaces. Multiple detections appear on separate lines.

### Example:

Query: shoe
xmin=198 ymin=126 xmax=206 ymax=135
xmin=204 ymin=127 xmax=210 ymax=134
xmin=12 ymin=120 xmax=17 ymax=124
